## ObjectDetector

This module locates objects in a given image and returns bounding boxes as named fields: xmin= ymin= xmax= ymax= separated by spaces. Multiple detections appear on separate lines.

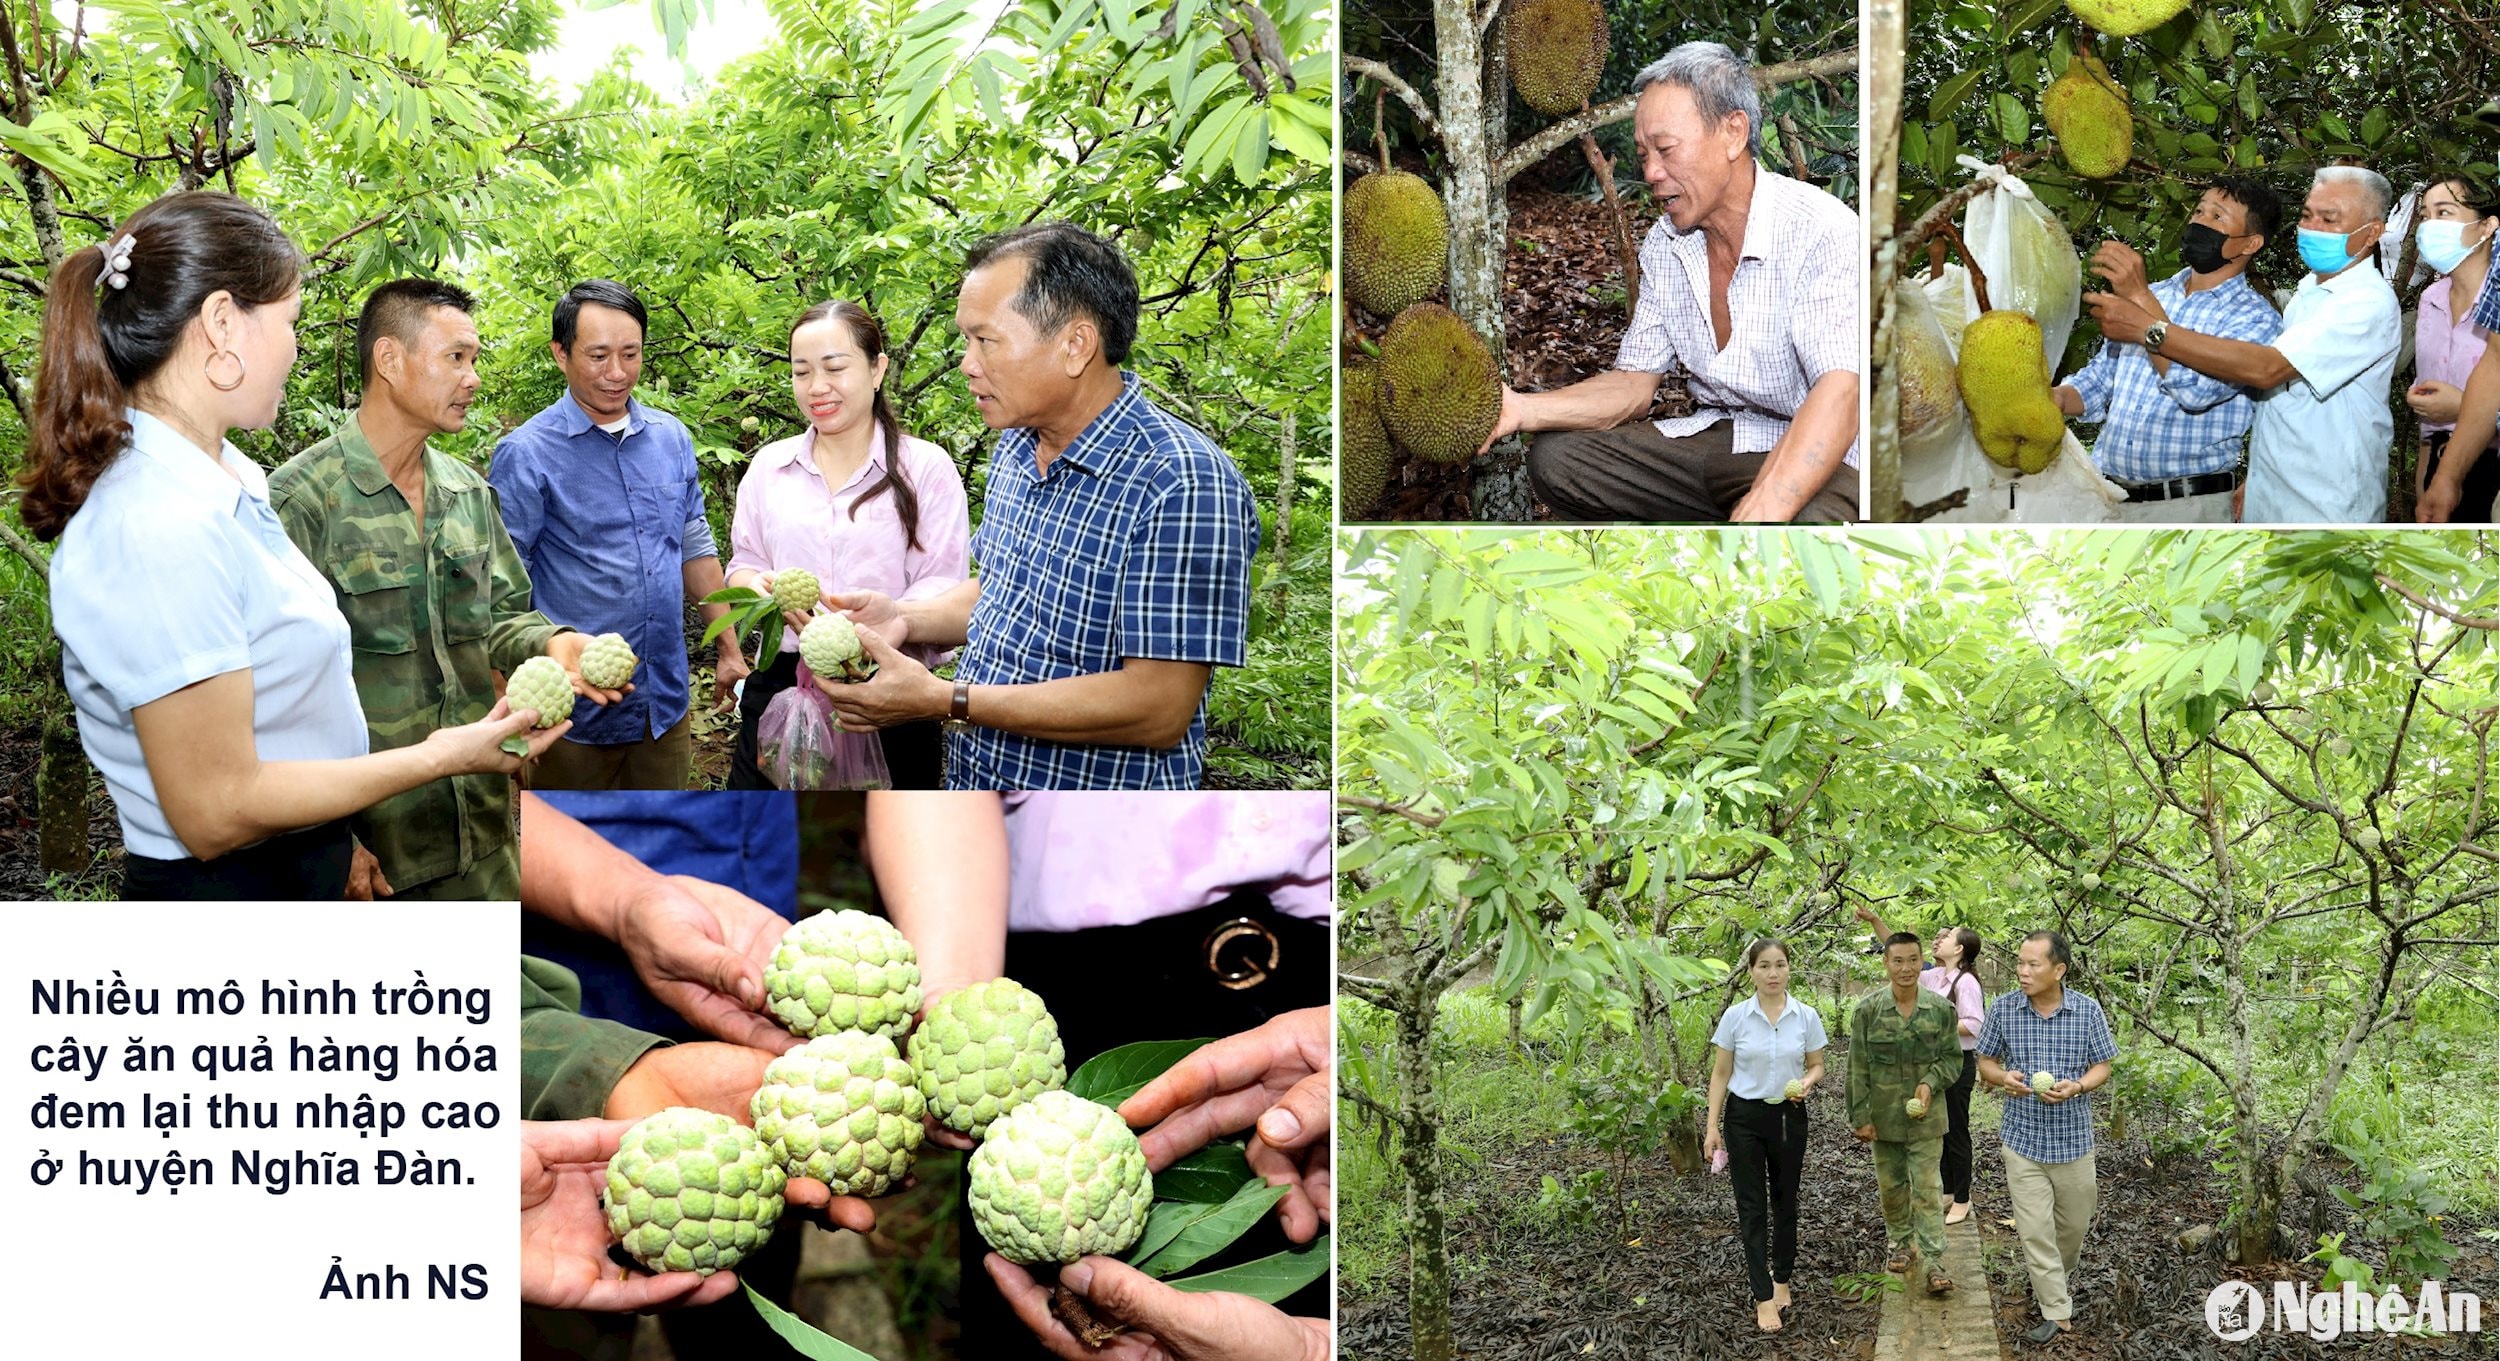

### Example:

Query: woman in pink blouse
xmin=724 ymin=300 xmax=969 ymax=788
xmin=2407 ymin=175 xmax=2499 ymax=515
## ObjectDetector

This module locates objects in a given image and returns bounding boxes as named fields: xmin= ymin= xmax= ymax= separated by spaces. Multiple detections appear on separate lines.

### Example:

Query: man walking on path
xmin=1976 ymin=930 xmax=2119 ymax=1344
xmin=1848 ymin=932 xmax=1967 ymax=1296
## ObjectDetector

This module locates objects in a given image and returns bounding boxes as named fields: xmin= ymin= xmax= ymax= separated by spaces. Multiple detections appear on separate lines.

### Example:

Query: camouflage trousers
xmin=1873 ymin=1135 xmax=1946 ymax=1266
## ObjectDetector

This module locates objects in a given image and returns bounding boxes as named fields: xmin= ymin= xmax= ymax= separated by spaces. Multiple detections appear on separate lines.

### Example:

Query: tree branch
xmin=1344 ymin=56 xmax=1440 ymax=143
xmin=1337 ymin=793 xmax=1446 ymax=828
xmin=2375 ymin=571 xmax=2496 ymax=630
xmin=1895 ymin=150 xmax=2049 ymax=260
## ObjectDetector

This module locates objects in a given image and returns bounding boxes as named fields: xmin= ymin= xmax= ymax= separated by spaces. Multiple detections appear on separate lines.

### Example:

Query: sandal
xmin=1927 ymin=1271 xmax=1955 ymax=1296
xmin=1886 ymin=1250 xmax=1912 ymax=1274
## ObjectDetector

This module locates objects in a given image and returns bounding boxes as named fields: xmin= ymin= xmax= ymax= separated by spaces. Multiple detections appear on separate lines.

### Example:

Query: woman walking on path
xmin=1703 ymin=938 xmax=1830 ymax=1333
xmin=1859 ymin=906 xmax=1985 ymax=1222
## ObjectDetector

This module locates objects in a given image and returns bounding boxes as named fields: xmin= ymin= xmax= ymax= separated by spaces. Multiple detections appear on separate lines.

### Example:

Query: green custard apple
xmin=764 ymin=910 xmax=922 ymax=1040
xmin=799 ymin=613 xmax=873 ymax=682
xmin=602 ymin=1107 xmax=787 ymax=1276
xmin=1905 ymin=1097 xmax=1929 ymax=1119
xmin=1784 ymin=1079 xmax=1808 ymax=1103
xmin=967 ymin=1090 xmax=1153 ymax=1266
xmin=750 ymin=1031 xmax=925 ymax=1195
xmin=578 ymin=632 xmax=638 ymax=690
xmin=2031 ymin=1071 xmax=2058 ymax=1093
xmin=909 ymin=978 xmax=1067 ymax=1138
xmin=771 ymin=568 xmax=821 ymax=617
xmin=505 ymin=654 xmax=575 ymax=727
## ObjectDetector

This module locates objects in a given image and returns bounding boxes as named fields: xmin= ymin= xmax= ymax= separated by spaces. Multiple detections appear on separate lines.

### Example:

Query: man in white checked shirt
xmin=1482 ymin=41 xmax=1861 ymax=523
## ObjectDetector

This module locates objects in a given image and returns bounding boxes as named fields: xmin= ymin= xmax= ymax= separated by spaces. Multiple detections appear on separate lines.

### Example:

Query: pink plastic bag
xmin=1710 ymin=1146 xmax=1729 ymax=1175
xmin=757 ymin=668 xmax=838 ymax=790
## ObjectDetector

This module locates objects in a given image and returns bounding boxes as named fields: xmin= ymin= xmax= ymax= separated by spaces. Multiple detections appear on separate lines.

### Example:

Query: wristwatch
xmin=2142 ymin=320 xmax=2170 ymax=353
xmin=942 ymin=681 xmax=973 ymax=736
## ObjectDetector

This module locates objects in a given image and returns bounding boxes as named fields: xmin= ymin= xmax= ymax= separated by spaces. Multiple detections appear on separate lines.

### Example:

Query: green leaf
xmin=1130 ymin=1178 xmax=1289 ymax=1276
xmin=1928 ymin=69 xmax=1984 ymax=124
xmin=1069 ymin=1038 xmax=1212 ymax=1107
xmin=742 ymin=1281 xmax=882 ymax=1359
xmin=1162 ymin=1235 xmax=1330 ymax=1303
xmin=1154 ymin=1142 xmax=1255 ymax=1203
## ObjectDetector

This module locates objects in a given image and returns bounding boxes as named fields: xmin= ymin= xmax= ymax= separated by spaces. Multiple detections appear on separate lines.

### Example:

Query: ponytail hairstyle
xmin=789 ymin=299 xmax=921 ymax=551
xmin=1949 ymin=927 xmax=1983 ymax=1004
xmin=17 ymin=191 xmax=303 ymax=540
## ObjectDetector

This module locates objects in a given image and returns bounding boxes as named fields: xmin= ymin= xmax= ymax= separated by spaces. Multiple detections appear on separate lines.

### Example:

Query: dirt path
xmin=1876 ymin=1214 xmax=2003 ymax=1361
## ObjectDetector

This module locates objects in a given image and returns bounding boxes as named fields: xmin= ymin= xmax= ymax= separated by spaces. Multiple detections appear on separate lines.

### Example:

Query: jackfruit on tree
xmin=1341 ymin=360 xmax=1393 ymax=518
xmin=2043 ymin=53 xmax=2132 ymax=179
xmin=1344 ymin=171 xmax=1450 ymax=318
xmin=1506 ymin=0 xmax=1609 ymax=117
xmin=2065 ymin=0 xmax=2192 ymax=37
xmin=1378 ymin=303 xmax=1503 ymax=465
xmin=1956 ymin=310 xmax=2067 ymax=475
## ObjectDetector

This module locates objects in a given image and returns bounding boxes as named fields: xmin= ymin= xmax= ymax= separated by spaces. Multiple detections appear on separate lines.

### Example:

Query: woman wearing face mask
xmin=1704 ymin=938 xmax=1830 ymax=1333
xmin=722 ymin=299 xmax=970 ymax=789
xmin=2407 ymin=175 xmax=2500 ymax=518
xmin=18 ymin=191 xmax=565 ymax=899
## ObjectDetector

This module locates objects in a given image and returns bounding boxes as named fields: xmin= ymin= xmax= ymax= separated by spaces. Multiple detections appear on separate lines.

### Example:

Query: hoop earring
xmin=204 ymin=349 xmax=247 ymax=392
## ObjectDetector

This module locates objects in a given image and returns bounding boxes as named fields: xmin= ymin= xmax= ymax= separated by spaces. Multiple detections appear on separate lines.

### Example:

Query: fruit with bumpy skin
xmin=1958 ymin=311 xmax=2067 ymax=474
xmin=1341 ymin=361 xmax=1393 ymax=519
xmin=2065 ymin=0 xmax=2191 ymax=37
xmin=909 ymin=978 xmax=1067 ymax=1139
xmin=771 ymin=568 xmax=821 ymax=617
xmin=2251 ymin=681 xmax=2276 ymax=704
xmin=1905 ymin=1097 xmax=1929 ymax=1119
xmin=1506 ymin=0 xmax=1608 ymax=116
xmin=799 ymin=613 xmax=872 ymax=682
xmin=1785 ymin=1078 xmax=1809 ymax=1102
xmin=602 ymin=1107 xmax=787 ymax=1276
xmin=2327 ymin=736 xmax=2352 ymax=758
xmin=2079 ymin=872 xmax=2102 ymax=891
xmin=1378 ymin=303 xmax=1502 ymax=464
xmin=968 ymin=1090 xmax=1154 ymax=1265
xmin=1894 ymin=281 xmax=1964 ymax=445
xmin=579 ymin=632 xmax=638 ymax=690
xmin=750 ymin=1032 xmax=925 ymax=1195
xmin=2031 ymin=1071 xmax=2057 ymax=1093
xmin=506 ymin=655 xmax=575 ymax=727
xmin=2043 ymin=53 xmax=2132 ymax=179
xmin=1344 ymin=172 xmax=1450 ymax=318
xmin=2355 ymin=828 xmax=2382 ymax=852
xmin=764 ymin=910 xmax=922 ymax=1040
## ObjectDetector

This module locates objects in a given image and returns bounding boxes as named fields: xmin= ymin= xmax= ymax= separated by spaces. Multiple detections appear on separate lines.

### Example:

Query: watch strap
xmin=949 ymin=681 xmax=971 ymax=723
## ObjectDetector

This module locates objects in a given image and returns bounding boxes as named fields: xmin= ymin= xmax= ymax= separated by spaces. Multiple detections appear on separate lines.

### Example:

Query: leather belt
xmin=2118 ymin=470 xmax=2237 ymax=503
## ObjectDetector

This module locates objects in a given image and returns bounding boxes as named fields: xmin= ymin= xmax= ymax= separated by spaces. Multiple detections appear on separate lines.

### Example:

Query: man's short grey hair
xmin=2312 ymin=165 xmax=2393 ymax=223
xmin=1632 ymin=41 xmax=1761 ymax=156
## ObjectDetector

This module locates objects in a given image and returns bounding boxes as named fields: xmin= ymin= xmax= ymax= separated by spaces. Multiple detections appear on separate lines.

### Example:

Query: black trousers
xmin=119 ymin=819 xmax=352 ymax=900
xmin=959 ymin=893 xmax=1330 ymax=1357
xmin=728 ymin=650 xmax=943 ymax=790
xmin=1941 ymin=1050 xmax=1977 ymax=1203
xmin=2424 ymin=431 xmax=2500 ymax=524
xmin=1725 ymin=1092 xmax=1807 ymax=1302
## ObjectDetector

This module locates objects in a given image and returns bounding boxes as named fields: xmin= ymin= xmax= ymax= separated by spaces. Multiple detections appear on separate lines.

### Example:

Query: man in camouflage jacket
xmin=1846 ymin=932 xmax=1969 ymax=1291
xmin=272 ymin=280 xmax=615 ymax=900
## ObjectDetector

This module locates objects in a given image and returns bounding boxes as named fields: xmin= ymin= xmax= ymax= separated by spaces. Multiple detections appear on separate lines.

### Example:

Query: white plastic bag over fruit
xmin=1954 ymin=156 xmax=2083 ymax=363
xmin=2006 ymin=429 xmax=2126 ymax=523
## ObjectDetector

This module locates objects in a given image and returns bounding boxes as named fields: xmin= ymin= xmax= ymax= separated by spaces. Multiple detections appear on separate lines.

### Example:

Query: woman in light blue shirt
xmin=1704 ymin=938 xmax=1829 ymax=1333
xmin=18 ymin=191 xmax=566 ymax=899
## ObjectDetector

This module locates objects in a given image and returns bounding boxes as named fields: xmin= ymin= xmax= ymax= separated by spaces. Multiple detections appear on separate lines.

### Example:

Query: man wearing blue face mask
xmin=2054 ymin=178 xmax=2284 ymax=522
xmin=2086 ymin=166 xmax=2402 ymax=523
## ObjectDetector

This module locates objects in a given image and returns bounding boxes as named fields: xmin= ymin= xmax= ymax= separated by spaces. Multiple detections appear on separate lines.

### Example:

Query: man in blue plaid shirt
xmin=2420 ymin=231 xmax=2500 ymax=522
xmin=2056 ymin=178 xmax=2284 ymax=523
xmin=1977 ymin=931 xmax=2118 ymax=1345
xmin=818 ymin=223 xmax=1258 ymax=788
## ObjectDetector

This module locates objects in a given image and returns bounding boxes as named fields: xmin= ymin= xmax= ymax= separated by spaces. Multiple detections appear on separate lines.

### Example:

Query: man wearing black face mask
xmin=2052 ymin=178 xmax=2285 ymax=522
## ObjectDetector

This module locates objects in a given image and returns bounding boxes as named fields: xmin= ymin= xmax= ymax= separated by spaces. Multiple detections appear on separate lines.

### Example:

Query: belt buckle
xmin=1203 ymin=916 xmax=1279 ymax=991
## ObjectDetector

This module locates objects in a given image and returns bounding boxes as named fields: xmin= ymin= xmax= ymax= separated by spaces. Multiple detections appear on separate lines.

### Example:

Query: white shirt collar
xmin=124 ymin=407 xmax=267 ymax=508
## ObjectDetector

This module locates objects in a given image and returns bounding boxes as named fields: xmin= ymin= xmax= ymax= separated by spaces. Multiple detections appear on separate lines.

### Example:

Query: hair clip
xmin=100 ymin=234 xmax=135 ymax=292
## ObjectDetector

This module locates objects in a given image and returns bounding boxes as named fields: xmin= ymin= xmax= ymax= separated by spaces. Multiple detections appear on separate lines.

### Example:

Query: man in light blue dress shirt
xmin=490 ymin=281 xmax=740 ymax=790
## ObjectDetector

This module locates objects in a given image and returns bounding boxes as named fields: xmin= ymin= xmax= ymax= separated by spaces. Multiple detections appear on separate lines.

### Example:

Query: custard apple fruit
xmin=799 ymin=612 xmax=872 ymax=682
xmin=2355 ymin=828 xmax=2382 ymax=851
xmin=1784 ymin=1078 xmax=1808 ymax=1102
xmin=909 ymin=978 xmax=1067 ymax=1138
xmin=2079 ymin=872 xmax=2102 ymax=891
xmin=2031 ymin=1071 xmax=2057 ymax=1093
xmin=578 ymin=632 xmax=638 ymax=689
xmin=602 ymin=1107 xmax=787 ymax=1276
xmin=1904 ymin=1097 xmax=1929 ymax=1119
xmin=750 ymin=1032 xmax=925 ymax=1195
xmin=967 ymin=1090 xmax=1153 ymax=1265
xmin=506 ymin=655 xmax=574 ymax=727
xmin=2250 ymin=681 xmax=2276 ymax=704
xmin=764 ymin=910 xmax=921 ymax=1039
xmin=771 ymin=568 xmax=821 ymax=617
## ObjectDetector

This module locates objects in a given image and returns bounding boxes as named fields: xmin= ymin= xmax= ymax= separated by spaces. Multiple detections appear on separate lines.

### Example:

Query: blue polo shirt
xmin=952 ymin=373 xmax=1257 ymax=789
xmin=489 ymin=392 xmax=718 ymax=745
xmin=1977 ymin=987 xmax=2119 ymax=1164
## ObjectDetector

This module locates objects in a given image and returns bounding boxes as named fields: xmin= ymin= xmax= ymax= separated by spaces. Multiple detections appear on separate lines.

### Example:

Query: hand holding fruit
xmin=544 ymin=630 xmax=634 ymax=706
xmin=427 ymin=695 xmax=568 ymax=772
xmin=818 ymin=625 xmax=944 ymax=731
xmin=765 ymin=567 xmax=824 ymax=636
xmin=615 ymin=874 xmax=799 ymax=1051
xmin=521 ymin=1118 xmax=741 ymax=1311
xmin=1905 ymin=1083 xmax=1932 ymax=1120
xmin=1119 ymin=1007 xmax=1331 ymax=1244
xmin=1784 ymin=1077 xmax=1810 ymax=1103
